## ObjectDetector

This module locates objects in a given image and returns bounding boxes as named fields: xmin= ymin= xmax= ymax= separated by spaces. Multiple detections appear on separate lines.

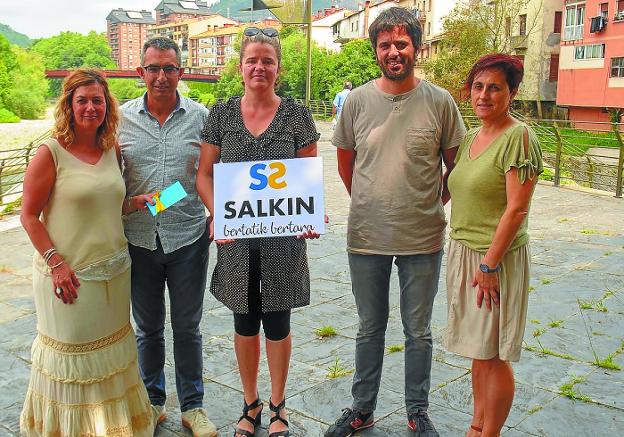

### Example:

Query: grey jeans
xmin=349 ymin=250 xmax=443 ymax=414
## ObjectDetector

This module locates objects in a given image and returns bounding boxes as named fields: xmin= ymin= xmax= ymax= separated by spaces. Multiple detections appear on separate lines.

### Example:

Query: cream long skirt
xmin=443 ymin=239 xmax=531 ymax=362
xmin=20 ymin=266 xmax=153 ymax=437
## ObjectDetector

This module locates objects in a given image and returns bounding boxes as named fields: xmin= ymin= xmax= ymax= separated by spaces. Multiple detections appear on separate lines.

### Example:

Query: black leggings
xmin=233 ymin=249 xmax=291 ymax=341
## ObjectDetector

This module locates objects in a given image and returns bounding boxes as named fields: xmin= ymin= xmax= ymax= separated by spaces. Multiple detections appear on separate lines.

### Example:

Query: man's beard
xmin=378 ymin=56 xmax=415 ymax=81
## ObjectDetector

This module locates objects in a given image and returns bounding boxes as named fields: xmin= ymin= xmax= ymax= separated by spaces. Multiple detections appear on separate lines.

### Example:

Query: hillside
xmin=0 ymin=23 xmax=31 ymax=47
xmin=209 ymin=0 xmax=359 ymax=22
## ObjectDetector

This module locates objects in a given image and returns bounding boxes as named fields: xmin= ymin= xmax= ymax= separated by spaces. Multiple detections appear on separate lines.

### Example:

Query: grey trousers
xmin=349 ymin=250 xmax=443 ymax=414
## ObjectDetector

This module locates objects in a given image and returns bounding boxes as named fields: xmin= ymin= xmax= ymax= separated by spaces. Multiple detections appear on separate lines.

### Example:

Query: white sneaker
xmin=152 ymin=404 xmax=167 ymax=428
xmin=181 ymin=407 xmax=218 ymax=437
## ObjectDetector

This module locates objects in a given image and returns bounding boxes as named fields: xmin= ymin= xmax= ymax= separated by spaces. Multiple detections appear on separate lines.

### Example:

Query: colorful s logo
xmin=249 ymin=162 xmax=287 ymax=190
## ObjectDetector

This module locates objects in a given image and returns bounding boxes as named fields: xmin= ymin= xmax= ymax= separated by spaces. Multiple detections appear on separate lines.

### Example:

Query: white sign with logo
xmin=213 ymin=157 xmax=325 ymax=240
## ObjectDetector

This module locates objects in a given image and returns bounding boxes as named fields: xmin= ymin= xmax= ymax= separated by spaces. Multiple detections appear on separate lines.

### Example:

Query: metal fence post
xmin=0 ymin=158 xmax=4 ymax=205
xmin=614 ymin=123 xmax=624 ymax=198
xmin=551 ymin=122 xmax=563 ymax=187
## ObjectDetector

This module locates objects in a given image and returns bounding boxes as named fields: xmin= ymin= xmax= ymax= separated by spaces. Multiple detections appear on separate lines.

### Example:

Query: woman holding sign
xmin=197 ymin=27 xmax=320 ymax=437
xmin=19 ymin=69 xmax=155 ymax=436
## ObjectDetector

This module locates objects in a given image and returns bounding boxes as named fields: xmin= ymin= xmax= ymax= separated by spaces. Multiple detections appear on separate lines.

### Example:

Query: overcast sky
xmin=2 ymin=0 xmax=219 ymax=39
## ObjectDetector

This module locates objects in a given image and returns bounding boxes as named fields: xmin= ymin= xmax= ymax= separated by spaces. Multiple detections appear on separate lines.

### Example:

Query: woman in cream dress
xmin=19 ymin=69 xmax=155 ymax=436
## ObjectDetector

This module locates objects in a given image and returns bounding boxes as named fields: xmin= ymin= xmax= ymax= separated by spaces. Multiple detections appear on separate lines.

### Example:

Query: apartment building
xmin=313 ymin=7 xmax=352 ymax=52
xmin=332 ymin=0 xmax=459 ymax=76
xmin=333 ymin=1 xmax=400 ymax=43
xmin=557 ymin=0 xmax=624 ymax=124
xmin=498 ymin=0 xmax=562 ymax=117
xmin=147 ymin=15 xmax=239 ymax=67
xmin=190 ymin=24 xmax=242 ymax=75
xmin=106 ymin=9 xmax=156 ymax=69
xmin=155 ymin=0 xmax=215 ymax=25
xmin=397 ymin=0 xmax=458 ymax=68
xmin=189 ymin=19 xmax=280 ymax=75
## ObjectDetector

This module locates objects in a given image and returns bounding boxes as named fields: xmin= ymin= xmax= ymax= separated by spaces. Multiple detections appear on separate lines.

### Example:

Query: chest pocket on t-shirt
xmin=406 ymin=128 xmax=436 ymax=162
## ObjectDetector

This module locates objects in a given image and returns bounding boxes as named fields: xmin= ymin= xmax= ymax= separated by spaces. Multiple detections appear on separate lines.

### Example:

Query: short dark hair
xmin=141 ymin=37 xmax=182 ymax=65
xmin=463 ymin=53 xmax=525 ymax=96
xmin=369 ymin=7 xmax=422 ymax=51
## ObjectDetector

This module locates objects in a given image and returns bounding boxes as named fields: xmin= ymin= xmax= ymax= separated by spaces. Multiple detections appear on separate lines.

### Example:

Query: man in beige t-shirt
xmin=325 ymin=7 xmax=465 ymax=437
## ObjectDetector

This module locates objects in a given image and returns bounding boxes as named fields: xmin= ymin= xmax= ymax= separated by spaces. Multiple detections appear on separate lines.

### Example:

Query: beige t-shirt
xmin=332 ymin=79 xmax=466 ymax=255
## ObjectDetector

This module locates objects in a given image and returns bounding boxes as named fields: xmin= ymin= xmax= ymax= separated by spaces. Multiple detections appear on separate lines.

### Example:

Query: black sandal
xmin=268 ymin=398 xmax=290 ymax=437
xmin=234 ymin=397 xmax=263 ymax=437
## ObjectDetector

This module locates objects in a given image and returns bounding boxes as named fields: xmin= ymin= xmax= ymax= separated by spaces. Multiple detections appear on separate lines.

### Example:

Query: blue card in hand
xmin=147 ymin=181 xmax=188 ymax=216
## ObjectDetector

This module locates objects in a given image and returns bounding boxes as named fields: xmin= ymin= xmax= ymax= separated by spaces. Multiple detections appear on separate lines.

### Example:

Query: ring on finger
xmin=54 ymin=287 xmax=63 ymax=298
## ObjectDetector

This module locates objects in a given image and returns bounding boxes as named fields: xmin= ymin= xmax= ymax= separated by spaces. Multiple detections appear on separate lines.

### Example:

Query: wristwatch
xmin=479 ymin=263 xmax=500 ymax=273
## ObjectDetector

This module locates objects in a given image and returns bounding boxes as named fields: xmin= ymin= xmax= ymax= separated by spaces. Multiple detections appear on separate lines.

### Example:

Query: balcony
xmin=615 ymin=11 xmax=624 ymax=22
xmin=406 ymin=8 xmax=426 ymax=22
xmin=511 ymin=35 xmax=528 ymax=49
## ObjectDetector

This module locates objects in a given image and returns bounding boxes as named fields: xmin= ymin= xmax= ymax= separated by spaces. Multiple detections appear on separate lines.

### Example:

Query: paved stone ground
xmin=0 ymin=122 xmax=623 ymax=436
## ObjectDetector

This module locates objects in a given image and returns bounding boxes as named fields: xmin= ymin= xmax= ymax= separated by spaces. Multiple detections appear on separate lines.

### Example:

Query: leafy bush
xmin=0 ymin=107 xmax=20 ymax=123
xmin=108 ymin=79 xmax=144 ymax=101
xmin=198 ymin=93 xmax=216 ymax=107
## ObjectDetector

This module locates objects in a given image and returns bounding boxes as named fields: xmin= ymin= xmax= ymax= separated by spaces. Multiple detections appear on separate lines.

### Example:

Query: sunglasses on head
xmin=244 ymin=27 xmax=279 ymax=38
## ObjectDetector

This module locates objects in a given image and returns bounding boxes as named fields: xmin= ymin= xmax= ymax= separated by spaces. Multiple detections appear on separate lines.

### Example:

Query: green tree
xmin=0 ymin=34 xmax=18 ymax=108
xmin=320 ymin=39 xmax=380 ymax=101
xmin=423 ymin=4 xmax=490 ymax=100
xmin=4 ymin=48 xmax=48 ymax=119
xmin=31 ymin=31 xmax=116 ymax=97
xmin=214 ymin=57 xmax=244 ymax=98
xmin=31 ymin=31 xmax=116 ymax=70
xmin=108 ymin=79 xmax=144 ymax=101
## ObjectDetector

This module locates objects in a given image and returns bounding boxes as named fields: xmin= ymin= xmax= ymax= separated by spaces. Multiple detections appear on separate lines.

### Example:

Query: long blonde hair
xmin=53 ymin=69 xmax=119 ymax=150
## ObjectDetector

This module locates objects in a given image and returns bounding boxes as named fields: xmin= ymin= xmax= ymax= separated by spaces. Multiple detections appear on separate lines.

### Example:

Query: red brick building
xmin=106 ymin=9 xmax=156 ymax=69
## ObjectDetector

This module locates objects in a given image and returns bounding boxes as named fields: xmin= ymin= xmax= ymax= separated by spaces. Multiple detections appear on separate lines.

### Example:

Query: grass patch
xmin=548 ymin=319 xmax=564 ymax=328
xmin=387 ymin=344 xmax=404 ymax=353
xmin=530 ymin=319 xmax=541 ymax=324
xmin=558 ymin=217 xmax=570 ymax=223
xmin=315 ymin=325 xmax=338 ymax=338
xmin=540 ymin=278 xmax=552 ymax=285
xmin=559 ymin=376 xmax=592 ymax=402
xmin=533 ymin=328 xmax=546 ymax=337
xmin=580 ymin=228 xmax=617 ymax=236
xmin=592 ymin=353 xmax=621 ymax=371
xmin=326 ymin=358 xmax=353 ymax=379
xmin=528 ymin=285 xmax=536 ymax=293
xmin=524 ymin=344 xmax=575 ymax=360
xmin=580 ymin=228 xmax=599 ymax=235
xmin=578 ymin=299 xmax=594 ymax=310
xmin=604 ymin=252 xmax=612 ymax=256
xmin=595 ymin=302 xmax=608 ymax=313
xmin=0 ymin=197 xmax=22 ymax=217
xmin=528 ymin=404 xmax=543 ymax=414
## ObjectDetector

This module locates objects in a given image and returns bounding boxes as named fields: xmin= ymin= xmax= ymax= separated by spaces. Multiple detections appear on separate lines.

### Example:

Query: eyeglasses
xmin=243 ymin=27 xmax=279 ymax=38
xmin=142 ymin=65 xmax=181 ymax=76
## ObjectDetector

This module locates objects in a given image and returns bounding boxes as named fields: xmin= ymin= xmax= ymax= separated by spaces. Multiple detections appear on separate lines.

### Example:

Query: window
xmin=600 ymin=3 xmax=609 ymax=19
xmin=574 ymin=43 xmax=605 ymax=60
xmin=564 ymin=4 xmax=585 ymax=41
xmin=549 ymin=54 xmax=559 ymax=82
xmin=505 ymin=17 xmax=511 ymax=36
xmin=427 ymin=22 xmax=431 ymax=36
xmin=617 ymin=0 xmax=624 ymax=20
xmin=612 ymin=57 xmax=624 ymax=77
xmin=554 ymin=11 xmax=562 ymax=33
xmin=519 ymin=14 xmax=527 ymax=36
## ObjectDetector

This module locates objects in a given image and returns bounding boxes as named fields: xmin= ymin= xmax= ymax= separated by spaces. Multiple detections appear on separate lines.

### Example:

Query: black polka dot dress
xmin=201 ymin=97 xmax=321 ymax=313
